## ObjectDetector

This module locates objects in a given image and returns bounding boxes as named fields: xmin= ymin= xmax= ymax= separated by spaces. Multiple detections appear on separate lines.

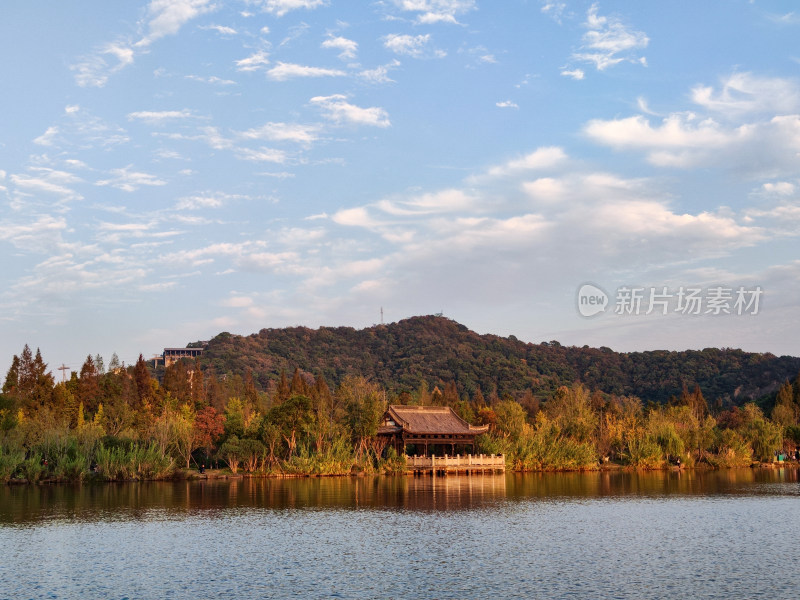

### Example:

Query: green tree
xmin=546 ymin=385 xmax=597 ymax=443
xmin=494 ymin=399 xmax=527 ymax=442
xmin=339 ymin=376 xmax=385 ymax=458
xmin=740 ymin=403 xmax=782 ymax=461
xmin=772 ymin=381 xmax=796 ymax=427
xmin=267 ymin=394 xmax=313 ymax=460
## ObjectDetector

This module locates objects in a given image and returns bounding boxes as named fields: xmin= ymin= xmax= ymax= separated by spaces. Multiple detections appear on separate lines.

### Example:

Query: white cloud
xmin=158 ymin=126 xmax=235 ymax=150
xmin=33 ymin=127 xmax=60 ymax=147
xmin=185 ymin=74 xmax=236 ymax=85
xmin=71 ymin=44 xmax=135 ymax=88
xmin=359 ymin=60 xmax=401 ymax=84
xmin=585 ymin=112 xmax=800 ymax=175
xmin=310 ymin=95 xmax=391 ymax=127
xmin=383 ymin=34 xmax=444 ymax=59
xmin=0 ymin=215 xmax=68 ymax=251
xmin=138 ymin=0 xmax=217 ymax=47
xmin=332 ymin=206 xmax=379 ymax=227
xmin=691 ymin=73 xmax=800 ymax=116
xmin=175 ymin=192 xmax=243 ymax=210
xmin=257 ymin=0 xmax=328 ymax=17
xmin=561 ymin=68 xmax=585 ymax=80
xmin=10 ymin=169 xmax=84 ymax=204
xmin=194 ymin=126 xmax=234 ymax=150
xmin=127 ymin=109 xmax=197 ymax=123
xmin=522 ymin=177 xmax=566 ymax=202
xmin=573 ymin=4 xmax=648 ymax=71
xmin=235 ymin=50 xmax=270 ymax=72
xmin=487 ymin=147 xmax=568 ymax=177
xmin=496 ymin=100 xmax=519 ymax=109
xmin=235 ymin=147 xmax=287 ymax=163
xmin=72 ymin=0 xmax=216 ymax=87
xmin=376 ymin=189 xmax=475 ymax=216
xmin=222 ymin=295 xmax=254 ymax=308
xmin=394 ymin=0 xmax=476 ymax=25
xmin=761 ymin=182 xmax=796 ymax=196
xmin=239 ymin=122 xmax=320 ymax=144
xmin=322 ymin=35 xmax=358 ymax=60
xmin=541 ymin=1 xmax=567 ymax=24
xmin=202 ymin=24 xmax=238 ymax=36
xmin=266 ymin=62 xmax=346 ymax=81
xmin=96 ymin=166 xmax=167 ymax=192
xmin=140 ymin=281 xmax=178 ymax=292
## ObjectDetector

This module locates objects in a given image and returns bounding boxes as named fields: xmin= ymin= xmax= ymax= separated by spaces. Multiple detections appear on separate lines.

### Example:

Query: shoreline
xmin=6 ymin=459 xmax=797 ymax=485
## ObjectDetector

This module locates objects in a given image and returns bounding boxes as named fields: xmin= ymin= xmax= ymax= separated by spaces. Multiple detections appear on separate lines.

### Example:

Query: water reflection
xmin=1 ymin=467 xmax=797 ymax=526
xmin=506 ymin=466 xmax=800 ymax=500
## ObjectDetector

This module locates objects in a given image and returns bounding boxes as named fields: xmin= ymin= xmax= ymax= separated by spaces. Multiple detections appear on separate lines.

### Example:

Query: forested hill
xmin=198 ymin=315 xmax=800 ymax=406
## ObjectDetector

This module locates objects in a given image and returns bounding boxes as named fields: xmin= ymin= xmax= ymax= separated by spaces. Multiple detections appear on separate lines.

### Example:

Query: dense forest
xmin=1 ymin=315 xmax=800 ymax=483
xmin=201 ymin=315 xmax=799 ymax=406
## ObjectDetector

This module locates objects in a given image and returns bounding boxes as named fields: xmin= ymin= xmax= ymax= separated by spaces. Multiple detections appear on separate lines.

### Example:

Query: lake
xmin=1 ymin=468 xmax=799 ymax=599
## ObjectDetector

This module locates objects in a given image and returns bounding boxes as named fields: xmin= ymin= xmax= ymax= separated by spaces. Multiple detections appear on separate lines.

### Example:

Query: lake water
xmin=1 ymin=468 xmax=799 ymax=599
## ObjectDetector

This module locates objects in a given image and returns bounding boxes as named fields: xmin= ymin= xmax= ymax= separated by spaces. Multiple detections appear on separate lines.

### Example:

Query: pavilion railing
xmin=405 ymin=454 xmax=505 ymax=469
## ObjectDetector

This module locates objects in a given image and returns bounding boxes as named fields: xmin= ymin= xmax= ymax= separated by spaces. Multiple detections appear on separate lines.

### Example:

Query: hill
xmin=198 ymin=315 xmax=800 ymax=406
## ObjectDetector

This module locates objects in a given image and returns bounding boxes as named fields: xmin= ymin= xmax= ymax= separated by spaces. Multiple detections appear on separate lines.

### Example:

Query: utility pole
xmin=380 ymin=306 xmax=384 ymax=325
xmin=58 ymin=364 xmax=69 ymax=384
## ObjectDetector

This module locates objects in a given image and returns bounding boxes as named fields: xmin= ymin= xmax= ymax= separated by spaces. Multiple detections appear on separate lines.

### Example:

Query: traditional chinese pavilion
xmin=377 ymin=405 xmax=489 ymax=456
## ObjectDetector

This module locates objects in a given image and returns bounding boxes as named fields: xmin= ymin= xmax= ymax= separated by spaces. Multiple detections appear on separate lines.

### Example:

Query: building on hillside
xmin=162 ymin=346 xmax=204 ymax=367
xmin=377 ymin=405 xmax=489 ymax=457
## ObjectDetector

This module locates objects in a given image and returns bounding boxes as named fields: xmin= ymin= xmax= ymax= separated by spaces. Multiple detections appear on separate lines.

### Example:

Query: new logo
xmin=576 ymin=283 xmax=608 ymax=317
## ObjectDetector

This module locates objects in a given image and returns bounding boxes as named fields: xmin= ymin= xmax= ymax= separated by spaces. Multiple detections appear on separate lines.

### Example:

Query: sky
xmin=2 ymin=0 xmax=800 ymax=376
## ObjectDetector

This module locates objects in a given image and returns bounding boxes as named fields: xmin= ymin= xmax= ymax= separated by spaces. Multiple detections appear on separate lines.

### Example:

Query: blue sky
xmin=2 ymin=0 xmax=800 ymax=375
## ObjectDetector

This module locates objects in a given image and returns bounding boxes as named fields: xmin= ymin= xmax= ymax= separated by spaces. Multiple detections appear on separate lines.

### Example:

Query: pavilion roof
xmin=382 ymin=405 xmax=488 ymax=435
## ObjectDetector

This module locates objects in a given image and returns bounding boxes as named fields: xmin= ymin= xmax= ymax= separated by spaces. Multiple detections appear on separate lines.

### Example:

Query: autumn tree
xmin=194 ymin=406 xmax=225 ymax=460
xmin=77 ymin=355 xmax=102 ymax=413
xmin=163 ymin=360 xmax=191 ymax=405
xmin=133 ymin=354 xmax=153 ymax=410
xmin=2 ymin=355 xmax=20 ymax=397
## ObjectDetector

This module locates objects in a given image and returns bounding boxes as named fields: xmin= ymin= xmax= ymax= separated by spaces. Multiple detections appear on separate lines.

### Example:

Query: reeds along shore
xmin=2 ymin=348 xmax=799 ymax=483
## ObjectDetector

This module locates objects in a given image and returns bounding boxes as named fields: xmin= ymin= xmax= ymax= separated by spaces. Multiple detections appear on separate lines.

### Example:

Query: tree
xmin=243 ymin=369 xmax=259 ymax=410
xmin=194 ymin=406 xmax=225 ymax=459
xmin=204 ymin=371 xmax=225 ymax=411
xmin=442 ymin=381 xmax=459 ymax=406
xmin=169 ymin=404 xmax=196 ymax=469
xmin=274 ymin=370 xmax=290 ymax=405
xmin=772 ymin=381 xmax=796 ymax=427
xmin=494 ymin=400 xmax=527 ymax=442
xmin=740 ymin=403 xmax=782 ymax=461
xmin=310 ymin=374 xmax=334 ymax=453
xmin=108 ymin=353 xmax=121 ymax=373
xmin=3 ymin=355 xmax=20 ymax=396
xmin=289 ymin=367 xmax=309 ymax=397
xmin=218 ymin=436 xmax=244 ymax=473
xmin=546 ymin=385 xmax=597 ymax=443
xmin=190 ymin=362 xmax=205 ymax=410
xmin=163 ymin=360 xmax=192 ymax=405
xmin=267 ymin=394 xmax=313 ymax=460
xmin=224 ymin=397 xmax=246 ymax=439
xmin=133 ymin=354 xmax=153 ymax=410
xmin=77 ymin=355 xmax=102 ymax=413
xmin=338 ymin=376 xmax=385 ymax=458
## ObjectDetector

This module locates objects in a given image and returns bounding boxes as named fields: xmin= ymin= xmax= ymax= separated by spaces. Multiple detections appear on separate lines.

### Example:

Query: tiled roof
xmin=385 ymin=405 xmax=488 ymax=435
